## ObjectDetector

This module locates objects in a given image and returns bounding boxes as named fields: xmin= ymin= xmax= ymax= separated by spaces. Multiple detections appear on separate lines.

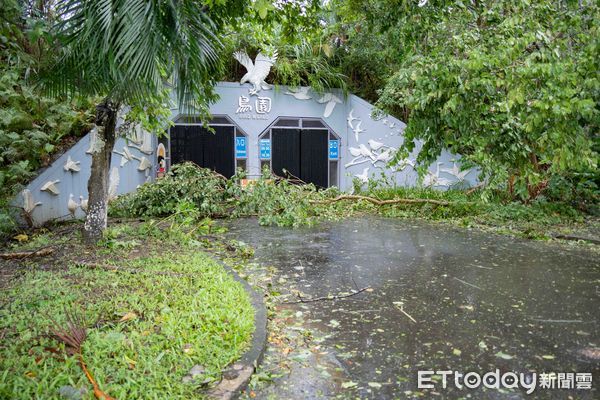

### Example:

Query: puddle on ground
xmin=226 ymin=217 xmax=599 ymax=399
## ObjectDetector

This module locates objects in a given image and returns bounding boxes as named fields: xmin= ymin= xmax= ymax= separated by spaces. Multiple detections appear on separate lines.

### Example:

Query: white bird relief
xmin=40 ymin=180 xmax=60 ymax=195
xmin=358 ymin=144 xmax=376 ymax=161
xmin=79 ymin=196 xmax=88 ymax=213
xmin=86 ymin=127 xmax=105 ymax=154
xmin=440 ymin=161 xmax=472 ymax=182
xmin=129 ymin=130 xmax=153 ymax=154
xmin=352 ymin=120 xmax=365 ymax=141
xmin=285 ymin=87 xmax=312 ymax=100
xmin=234 ymin=50 xmax=278 ymax=96
xmin=127 ymin=124 xmax=144 ymax=144
xmin=372 ymin=148 xmax=394 ymax=165
xmin=114 ymin=146 xmax=135 ymax=167
xmin=22 ymin=189 xmax=41 ymax=214
xmin=63 ymin=156 xmax=81 ymax=172
xmin=67 ymin=193 xmax=79 ymax=217
xmin=355 ymin=167 xmax=370 ymax=184
xmin=316 ymin=93 xmax=342 ymax=118
xmin=347 ymin=109 xmax=358 ymax=128
xmin=108 ymin=167 xmax=120 ymax=200
xmin=368 ymin=139 xmax=385 ymax=151
xmin=133 ymin=155 xmax=152 ymax=175
xmin=423 ymin=162 xmax=453 ymax=188
xmin=393 ymin=158 xmax=416 ymax=172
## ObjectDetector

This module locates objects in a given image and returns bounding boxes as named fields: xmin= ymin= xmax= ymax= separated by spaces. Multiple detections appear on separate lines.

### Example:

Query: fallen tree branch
xmin=282 ymin=286 xmax=371 ymax=304
xmin=310 ymin=194 xmax=450 ymax=206
xmin=466 ymin=182 xmax=486 ymax=195
xmin=0 ymin=246 xmax=55 ymax=260
xmin=550 ymin=233 xmax=600 ymax=245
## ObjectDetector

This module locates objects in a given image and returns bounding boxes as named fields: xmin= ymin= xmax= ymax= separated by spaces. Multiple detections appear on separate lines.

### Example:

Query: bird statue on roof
xmin=234 ymin=50 xmax=278 ymax=96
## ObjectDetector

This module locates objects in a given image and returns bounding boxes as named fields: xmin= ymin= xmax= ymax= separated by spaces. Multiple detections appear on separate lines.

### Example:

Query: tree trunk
xmin=83 ymin=99 xmax=119 ymax=244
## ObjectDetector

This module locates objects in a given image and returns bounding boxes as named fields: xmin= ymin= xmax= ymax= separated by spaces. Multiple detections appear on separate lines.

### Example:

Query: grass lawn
xmin=0 ymin=222 xmax=255 ymax=399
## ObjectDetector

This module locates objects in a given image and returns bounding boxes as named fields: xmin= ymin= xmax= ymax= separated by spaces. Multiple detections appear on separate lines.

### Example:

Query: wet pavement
xmin=226 ymin=217 xmax=599 ymax=399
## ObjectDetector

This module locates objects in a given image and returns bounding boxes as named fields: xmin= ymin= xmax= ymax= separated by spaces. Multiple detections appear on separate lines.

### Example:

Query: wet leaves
xmin=341 ymin=381 xmax=358 ymax=389
xmin=328 ymin=319 xmax=340 ymax=328
xmin=495 ymin=351 xmax=514 ymax=360
xmin=118 ymin=311 xmax=137 ymax=323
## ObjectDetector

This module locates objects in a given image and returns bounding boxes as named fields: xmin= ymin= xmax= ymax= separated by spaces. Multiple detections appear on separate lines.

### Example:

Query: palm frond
xmin=44 ymin=0 xmax=225 ymax=114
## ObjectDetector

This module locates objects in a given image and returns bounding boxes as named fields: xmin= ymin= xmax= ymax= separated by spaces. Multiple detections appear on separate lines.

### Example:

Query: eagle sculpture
xmin=233 ymin=50 xmax=278 ymax=96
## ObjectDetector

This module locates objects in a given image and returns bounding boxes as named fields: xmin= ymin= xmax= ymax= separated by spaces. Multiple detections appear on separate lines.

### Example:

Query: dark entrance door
xmin=271 ymin=128 xmax=328 ymax=187
xmin=169 ymin=125 xmax=235 ymax=178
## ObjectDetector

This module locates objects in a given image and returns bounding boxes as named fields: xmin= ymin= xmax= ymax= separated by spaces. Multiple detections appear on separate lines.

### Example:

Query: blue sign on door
xmin=259 ymin=139 xmax=271 ymax=159
xmin=235 ymin=136 xmax=247 ymax=158
xmin=329 ymin=139 xmax=339 ymax=160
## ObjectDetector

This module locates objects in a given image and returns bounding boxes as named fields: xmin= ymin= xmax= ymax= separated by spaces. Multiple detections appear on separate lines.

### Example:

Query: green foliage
xmin=0 ymin=0 xmax=95 ymax=235
xmin=110 ymin=163 xmax=235 ymax=218
xmin=110 ymin=162 xmax=587 ymax=239
xmin=46 ymin=0 xmax=247 ymax=117
xmin=0 ymin=69 xmax=94 ymax=191
xmin=331 ymin=0 xmax=599 ymax=204
xmin=0 ymin=246 xmax=254 ymax=398
xmin=110 ymin=162 xmax=339 ymax=227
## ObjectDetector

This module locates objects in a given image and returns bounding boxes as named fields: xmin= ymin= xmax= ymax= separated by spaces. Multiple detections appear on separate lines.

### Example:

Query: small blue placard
xmin=235 ymin=137 xmax=247 ymax=158
xmin=329 ymin=139 xmax=339 ymax=160
xmin=259 ymin=139 xmax=271 ymax=159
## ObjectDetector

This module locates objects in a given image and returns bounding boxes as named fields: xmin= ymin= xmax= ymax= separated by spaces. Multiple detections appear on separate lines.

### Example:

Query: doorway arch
xmin=167 ymin=115 xmax=247 ymax=178
xmin=259 ymin=117 xmax=340 ymax=188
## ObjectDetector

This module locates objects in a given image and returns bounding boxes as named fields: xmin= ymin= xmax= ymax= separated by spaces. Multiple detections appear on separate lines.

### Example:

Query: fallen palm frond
xmin=48 ymin=308 xmax=115 ymax=400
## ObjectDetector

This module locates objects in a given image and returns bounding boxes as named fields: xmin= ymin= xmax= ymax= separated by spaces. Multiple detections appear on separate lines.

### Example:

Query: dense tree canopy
xmin=328 ymin=0 xmax=599 ymax=203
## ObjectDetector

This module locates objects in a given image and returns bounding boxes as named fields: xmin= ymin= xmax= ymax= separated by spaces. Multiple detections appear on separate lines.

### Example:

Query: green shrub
xmin=110 ymin=163 xmax=339 ymax=227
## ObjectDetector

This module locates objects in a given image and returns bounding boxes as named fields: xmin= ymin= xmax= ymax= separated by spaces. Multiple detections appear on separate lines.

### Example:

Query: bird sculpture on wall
xmin=355 ymin=167 xmax=370 ymax=184
xmin=86 ymin=127 xmax=104 ymax=154
xmin=79 ymin=196 xmax=88 ymax=213
xmin=316 ymin=93 xmax=342 ymax=118
xmin=440 ymin=161 xmax=472 ymax=182
xmin=352 ymin=120 xmax=365 ymax=141
xmin=129 ymin=130 xmax=153 ymax=154
xmin=372 ymin=148 xmax=394 ymax=165
xmin=67 ymin=194 xmax=79 ymax=217
xmin=132 ymin=155 xmax=152 ymax=176
xmin=22 ymin=189 xmax=41 ymax=215
xmin=368 ymin=139 xmax=385 ymax=151
xmin=285 ymin=87 xmax=312 ymax=100
xmin=358 ymin=144 xmax=375 ymax=161
xmin=393 ymin=157 xmax=416 ymax=172
xmin=63 ymin=156 xmax=81 ymax=172
xmin=40 ymin=180 xmax=61 ymax=195
xmin=114 ymin=146 xmax=135 ymax=167
xmin=108 ymin=167 xmax=120 ymax=200
xmin=347 ymin=109 xmax=358 ymax=128
xmin=234 ymin=50 xmax=278 ymax=96
xmin=423 ymin=162 xmax=453 ymax=188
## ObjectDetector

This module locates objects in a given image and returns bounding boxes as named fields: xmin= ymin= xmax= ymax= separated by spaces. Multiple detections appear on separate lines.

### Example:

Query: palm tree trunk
xmin=83 ymin=99 xmax=119 ymax=244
